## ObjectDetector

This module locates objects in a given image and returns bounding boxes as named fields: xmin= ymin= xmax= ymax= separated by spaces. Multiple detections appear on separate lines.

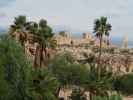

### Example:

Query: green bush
xmin=0 ymin=35 xmax=59 ymax=100
xmin=0 ymin=36 xmax=32 ymax=100
xmin=113 ymin=74 xmax=133 ymax=95
xmin=48 ymin=53 xmax=89 ymax=86
xmin=92 ymin=94 xmax=122 ymax=100
xmin=30 ymin=68 xmax=59 ymax=100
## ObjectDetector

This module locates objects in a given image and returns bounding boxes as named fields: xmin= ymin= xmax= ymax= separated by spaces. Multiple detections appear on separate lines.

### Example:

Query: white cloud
xmin=0 ymin=0 xmax=133 ymax=38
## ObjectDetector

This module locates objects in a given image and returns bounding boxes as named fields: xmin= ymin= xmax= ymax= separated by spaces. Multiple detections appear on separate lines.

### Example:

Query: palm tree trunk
xmin=38 ymin=94 xmax=43 ymax=100
xmin=98 ymin=35 xmax=103 ymax=80
xmin=89 ymin=92 xmax=93 ymax=100
xmin=34 ymin=45 xmax=39 ymax=67
xmin=99 ymin=35 xmax=102 ymax=61
xmin=43 ymin=43 xmax=49 ymax=66
xmin=39 ymin=44 xmax=44 ymax=67
xmin=107 ymin=36 xmax=110 ymax=47
xmin=55 ymin=86 xmax=61 ymax=98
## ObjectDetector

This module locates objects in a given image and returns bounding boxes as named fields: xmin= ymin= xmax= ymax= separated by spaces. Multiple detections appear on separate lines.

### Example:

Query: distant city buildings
xmin=55 ymin=32 xmax=95 ymax=46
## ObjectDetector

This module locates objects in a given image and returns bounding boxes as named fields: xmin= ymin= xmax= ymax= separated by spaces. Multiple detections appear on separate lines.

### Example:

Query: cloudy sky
xmin=0 ymin=0 xmax=132 ymax=38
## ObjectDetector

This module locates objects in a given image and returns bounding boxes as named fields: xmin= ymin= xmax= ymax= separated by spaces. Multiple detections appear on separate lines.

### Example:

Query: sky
xmin=0 ymin=0 xmax=133 ymax=39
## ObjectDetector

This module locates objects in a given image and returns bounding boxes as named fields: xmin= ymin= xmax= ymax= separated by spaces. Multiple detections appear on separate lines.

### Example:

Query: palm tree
xmin=9 ymin=16 xmax=56 ymax=67
xmin=25 ymin=21 xmax=40 ymax=67
xmin=94 ymin=16 xmax=111 ymax=59
xmin=9 ymin=15 xmax=27 ymax=45
xmin=37 ymin=19 xmax=54 ymax=67
xmin=23 ymin=19 xmax=55 ymax=67
xmin=93 ymin=16 xmax=111 ymax=78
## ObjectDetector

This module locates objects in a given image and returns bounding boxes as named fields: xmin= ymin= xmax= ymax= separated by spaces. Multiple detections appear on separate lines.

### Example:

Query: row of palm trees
xmin=9 ymin=15 xmax=56 ymax=67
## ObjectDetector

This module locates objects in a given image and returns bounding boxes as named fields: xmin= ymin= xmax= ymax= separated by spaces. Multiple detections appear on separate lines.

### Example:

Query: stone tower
xmin=83 ymin=32 xmax=92 ymax=39
xmin=122 ymin=34 xmax=128 ymax=49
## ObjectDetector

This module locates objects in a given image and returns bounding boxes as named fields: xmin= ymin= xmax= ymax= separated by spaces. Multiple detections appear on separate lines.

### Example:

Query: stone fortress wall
xmin=55 ymin=32 xmax=95 ymax=46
